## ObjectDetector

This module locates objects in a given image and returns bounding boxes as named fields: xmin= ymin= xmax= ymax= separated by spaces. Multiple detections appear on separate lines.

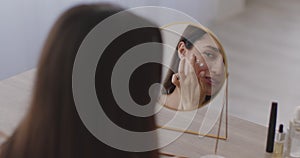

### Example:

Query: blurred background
xmin=1 ymin=0 xmax=300 ymax=136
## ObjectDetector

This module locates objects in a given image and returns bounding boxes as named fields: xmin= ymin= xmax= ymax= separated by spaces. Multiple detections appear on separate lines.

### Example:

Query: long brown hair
xmin=0 ymin=4 xmax=161 ymax=158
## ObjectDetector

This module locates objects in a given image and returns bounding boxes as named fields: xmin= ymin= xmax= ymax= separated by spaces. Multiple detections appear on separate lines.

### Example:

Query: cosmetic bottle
xmin=287 ymin=106 xmax=300 ymax=158
xmin=273 ymin=124 xmax=285 ymax=158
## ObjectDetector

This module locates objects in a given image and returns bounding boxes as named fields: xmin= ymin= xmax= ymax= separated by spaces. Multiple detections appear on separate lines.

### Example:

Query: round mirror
xmin=159 ymin=24 xmax=228 ymax=111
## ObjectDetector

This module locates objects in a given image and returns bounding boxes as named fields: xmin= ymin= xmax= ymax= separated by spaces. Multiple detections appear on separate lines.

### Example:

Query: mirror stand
xmin=158 ymin=79 xmax=229 ymax=157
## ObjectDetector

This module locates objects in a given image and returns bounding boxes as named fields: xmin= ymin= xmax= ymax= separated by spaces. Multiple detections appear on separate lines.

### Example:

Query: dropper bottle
xmin=273 ymin=124 xmax=285 ymax=158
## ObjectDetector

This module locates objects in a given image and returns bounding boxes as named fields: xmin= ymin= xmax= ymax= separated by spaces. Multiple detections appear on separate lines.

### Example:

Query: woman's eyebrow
xmin=205 ymin=45 xmax=220 ymax=52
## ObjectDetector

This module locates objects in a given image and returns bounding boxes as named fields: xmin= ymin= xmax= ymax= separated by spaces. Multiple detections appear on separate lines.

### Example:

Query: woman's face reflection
xmin=178 ymin=33 xmax=225 ymax=97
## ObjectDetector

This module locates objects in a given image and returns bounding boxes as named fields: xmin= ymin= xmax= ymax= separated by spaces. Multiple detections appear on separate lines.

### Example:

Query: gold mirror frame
xmin=157 ymin=22 xmax=229 ymax=141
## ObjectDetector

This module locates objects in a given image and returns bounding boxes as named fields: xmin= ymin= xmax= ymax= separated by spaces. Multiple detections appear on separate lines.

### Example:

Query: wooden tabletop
xmin=0 ymin=69 xmax=274 ymax=157
xmin=156 ymin=107 xmax=273 ymax=158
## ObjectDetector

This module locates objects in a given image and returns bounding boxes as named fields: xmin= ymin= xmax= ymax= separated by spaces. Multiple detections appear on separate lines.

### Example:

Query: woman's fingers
xmin=178 ymin=58 xmax=186 ymax=80
xmin=172 ymin=73 xmax=180 ymax=87
xmin=189 ymin=54 xmax=196 ymax=73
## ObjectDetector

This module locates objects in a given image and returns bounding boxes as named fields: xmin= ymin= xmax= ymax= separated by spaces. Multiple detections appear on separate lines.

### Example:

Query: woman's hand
xmin=172 ymin=55 xmax=205 ymax=110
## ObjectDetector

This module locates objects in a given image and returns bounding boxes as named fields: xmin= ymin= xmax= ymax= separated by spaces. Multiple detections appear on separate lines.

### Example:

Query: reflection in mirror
xmin=157 ymin=24 xmax=229 ymax=157
xmin=159 ymin=25 xmax=227 ymax=111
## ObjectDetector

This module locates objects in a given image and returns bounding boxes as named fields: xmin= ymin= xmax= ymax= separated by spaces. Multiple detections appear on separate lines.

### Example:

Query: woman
xmin=161 ymin=25 xmax=226 ymax=111
xmin=0 ymin=4 xmax=162 ymax=158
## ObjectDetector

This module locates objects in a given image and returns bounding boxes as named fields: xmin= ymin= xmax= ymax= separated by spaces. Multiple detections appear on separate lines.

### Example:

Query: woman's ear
xmin=177 ymin=41 xmax=187 ymax=59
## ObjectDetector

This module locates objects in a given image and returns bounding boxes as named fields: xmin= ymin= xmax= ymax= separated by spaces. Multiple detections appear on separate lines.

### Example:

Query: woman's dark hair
xmin=0 ymin=4 xmax=162 ymax=158
xmin=162 ymin=25 xmax=206 ymax=94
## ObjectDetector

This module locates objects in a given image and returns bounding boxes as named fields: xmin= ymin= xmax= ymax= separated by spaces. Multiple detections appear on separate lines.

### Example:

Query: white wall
xmin=159 ymin=0 xmax=219 ymax=27
xmin=0 ymin=0 xmax=78 ymax=80
xmin=215 ymin=0 xmax=245 ymax=22
xmin=211 ymin=0 xmax=300 ymax=127
xmin=0 ymin=0 xmax=222 ymax=80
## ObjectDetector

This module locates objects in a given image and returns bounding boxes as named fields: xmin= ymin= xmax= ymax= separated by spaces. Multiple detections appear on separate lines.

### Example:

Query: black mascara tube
xmin=266 ymin=102 xmax=277 ymax=153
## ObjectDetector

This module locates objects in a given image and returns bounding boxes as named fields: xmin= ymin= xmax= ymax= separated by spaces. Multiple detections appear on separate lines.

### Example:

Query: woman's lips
xmin=203 ymin=76 xmax=219 ymax=86
xmin=195 ymin=71 xmax=220 ymax=86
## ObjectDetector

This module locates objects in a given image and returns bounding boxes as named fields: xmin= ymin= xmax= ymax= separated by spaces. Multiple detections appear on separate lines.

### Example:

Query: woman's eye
xmin=204 ymin=51 xmax=214 ymax=58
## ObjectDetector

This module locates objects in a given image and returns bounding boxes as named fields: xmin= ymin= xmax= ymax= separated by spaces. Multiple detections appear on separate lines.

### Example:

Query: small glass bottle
xmin=273 ymin=124 xmax=285 ymax=158
xmin=287 ymin=106 xmax=300 ymax=158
